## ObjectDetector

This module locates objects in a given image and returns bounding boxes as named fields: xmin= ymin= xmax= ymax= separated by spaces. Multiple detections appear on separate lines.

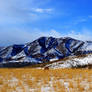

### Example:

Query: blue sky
xmin=0 ymin=0 xmax=92 ymax=46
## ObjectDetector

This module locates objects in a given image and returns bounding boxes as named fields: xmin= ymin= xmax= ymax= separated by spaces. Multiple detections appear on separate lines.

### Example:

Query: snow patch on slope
xmin=48 ymin=54 xmax=92 ymax=69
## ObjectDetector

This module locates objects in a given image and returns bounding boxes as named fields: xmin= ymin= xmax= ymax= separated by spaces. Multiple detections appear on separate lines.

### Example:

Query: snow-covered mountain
xmin=0 ymin=36 xmax=92 ymax=68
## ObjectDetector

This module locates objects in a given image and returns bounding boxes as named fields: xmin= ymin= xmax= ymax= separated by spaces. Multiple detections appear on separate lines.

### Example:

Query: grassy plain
xmin=0 ymin=68 xmax=92 ymax=92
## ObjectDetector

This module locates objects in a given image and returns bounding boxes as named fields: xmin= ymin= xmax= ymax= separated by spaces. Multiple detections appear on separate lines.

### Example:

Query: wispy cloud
xmin=64 ymin=29 xmax=92 ymax=41
xmin=0 ymin=0 xmax=54 ymax=24
xmin=31 ymin=8 xmax=53 ymax=13
xmin=74 ymin=15 xmax=92 ymax=25
xmin=38 ymin=29 xmax=62 ymax=38
xmin=0 ymin=29 xmax=62 ymax=46
xmin=1 ymin=28 xmax=92 ymax=46
xmin=88 ymin=15 xmax=92 ymax=18
xmin=74 ymin=18 xmax=87 ymax=25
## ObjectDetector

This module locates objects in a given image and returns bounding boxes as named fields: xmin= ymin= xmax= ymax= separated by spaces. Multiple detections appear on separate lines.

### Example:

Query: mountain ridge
xmin=0 ymin=36 xmax=92 ymax=68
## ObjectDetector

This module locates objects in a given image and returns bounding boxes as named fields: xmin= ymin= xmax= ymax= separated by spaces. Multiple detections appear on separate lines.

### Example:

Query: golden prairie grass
xmin=0 ymin=69 xmax=92 ymax=92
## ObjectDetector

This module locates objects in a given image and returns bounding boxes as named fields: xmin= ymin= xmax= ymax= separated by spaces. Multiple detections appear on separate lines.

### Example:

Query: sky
xmin=0 ymin=0 xmax=92 ymax=46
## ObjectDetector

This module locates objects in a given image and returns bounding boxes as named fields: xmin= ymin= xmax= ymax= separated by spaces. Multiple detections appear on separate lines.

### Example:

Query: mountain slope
xmin=0 ymin=36 xmax=92 ymax=68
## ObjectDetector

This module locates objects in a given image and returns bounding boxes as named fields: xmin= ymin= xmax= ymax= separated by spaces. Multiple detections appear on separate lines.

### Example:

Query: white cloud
xmin=38 ymin=29 xmax=62 ymax=38
xmin=0 ymin=29 xmax=92 ymax=46
xmin=65 ymin=30 xmax=92 ymax=41
xmin=0 ymin=29 xmax=61 ymax=46
xmin=0 ymin=0 xmax=54 ymax=24
xmin=32 ymin=8 xmax=53 ymax=13
xmin=40 ymin=29 xmax=92 ymax=42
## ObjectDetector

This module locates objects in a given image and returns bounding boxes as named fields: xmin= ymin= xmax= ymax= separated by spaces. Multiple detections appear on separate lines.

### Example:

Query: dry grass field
xmin=0 ymin=69 xmax=92 ymax=92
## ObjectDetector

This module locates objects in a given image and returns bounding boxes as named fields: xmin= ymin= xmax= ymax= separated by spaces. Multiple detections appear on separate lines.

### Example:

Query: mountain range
xmin=0 ymin=36 xmax=92 ymax=68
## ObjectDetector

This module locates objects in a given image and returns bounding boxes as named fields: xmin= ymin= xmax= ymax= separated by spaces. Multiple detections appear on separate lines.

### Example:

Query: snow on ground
xmin=48 ymin=54 xmax=92 ymax=69
xmin=50 ymin=58 xmax=58 ymax=62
